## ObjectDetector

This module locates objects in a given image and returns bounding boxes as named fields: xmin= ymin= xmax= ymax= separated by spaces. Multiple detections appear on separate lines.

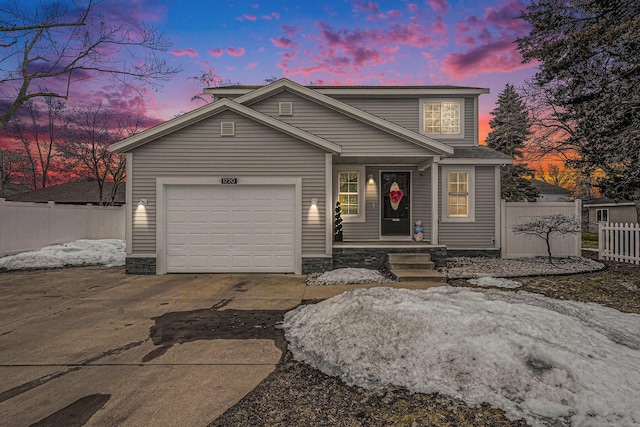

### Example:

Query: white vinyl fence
xmin=0 ymin=199 xmax=126 ymax=257
xmin=501 ymin=200 xmax=582 ymax=259
xmin=598 ymin=222 xmax=640 ymax=264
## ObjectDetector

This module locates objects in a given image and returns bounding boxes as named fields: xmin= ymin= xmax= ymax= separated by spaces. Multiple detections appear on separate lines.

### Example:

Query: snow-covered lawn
xmin=467 ymin=276 xmax=522 ymax=288
xmin=0 ymin=239 xmax=125 ymax=271
xmin=283 ymin=287 xmax=640 ymax=426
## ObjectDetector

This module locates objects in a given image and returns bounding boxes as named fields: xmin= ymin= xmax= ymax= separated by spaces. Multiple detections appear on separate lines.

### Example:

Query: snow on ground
xmin=467 ymin=277 xmax=522 ymax=288
xmin=306 ymin=268 xmax=393 ymax=286
xmin=443 ymin=256 xmax=605 ymax=279
xmin=283 ymin=287 xmax=640 ymax=426
xmin=0 ymin=239 xmax=125 ymax=270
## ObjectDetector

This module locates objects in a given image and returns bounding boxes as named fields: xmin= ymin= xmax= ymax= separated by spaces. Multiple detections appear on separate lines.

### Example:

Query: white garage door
xmin=165 ymin=185 xmax=295 ymax=273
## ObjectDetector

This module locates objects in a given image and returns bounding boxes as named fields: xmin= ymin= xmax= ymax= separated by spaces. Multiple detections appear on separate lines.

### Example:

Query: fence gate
xmin=599 ymin=222 xmax=640 ymax=264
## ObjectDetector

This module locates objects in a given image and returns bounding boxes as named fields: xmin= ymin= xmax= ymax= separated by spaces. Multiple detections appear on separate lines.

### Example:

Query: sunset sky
xmin=2 ymin=0 xmax=539 ymax=148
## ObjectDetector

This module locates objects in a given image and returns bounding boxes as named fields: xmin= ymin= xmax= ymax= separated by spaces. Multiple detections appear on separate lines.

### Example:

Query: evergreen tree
xmin=334 ymin=201 xmax=343 ymax=241
xmin=517 ymin=0 xmax=640 ymax=221
xmin=487 ymin=84 xmax=540 ymax=202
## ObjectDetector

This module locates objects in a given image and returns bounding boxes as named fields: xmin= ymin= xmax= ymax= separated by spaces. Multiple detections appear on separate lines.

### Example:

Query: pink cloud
xmin=262 ymin=14 xmax=273 ymax=20
xmin=442 ymin=39 xmax=530 ymax=79
xmin=245 ymin=62 xmax=258 ymax=70
xmin=251 ymin=3 xmax=259 ymax=8
xmin=272 ymin=12 xmax=280 ymax=20
xmin=387 ymin=10 xmax=401 ymax=18
xmin=353 ymin=1 xmax=381 ymax=14
xmin=171 ymin=48 xmax=198 ymax=57
xmin=427 ymin=0 xmax=449 ymax=13
xmin=226 ymin=47 xmax=246 ymax=57
xmin=281 ymin=24 xmax=298 ymax=36
xmin=270 ymin=36 xmax=299 ymax=49
xmin=208 ymin=48 xmax=223 ymax=57
xmin=408 ymin=3 xmax=418 ymax=12
xmin=243 ymin=13 xmax=257 ymax=21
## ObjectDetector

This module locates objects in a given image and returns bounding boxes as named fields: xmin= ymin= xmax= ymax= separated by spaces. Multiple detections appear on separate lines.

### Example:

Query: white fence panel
xmin=501 ymin=200 xmax=582 ymax=259
xmin=0 ymin=199 xmax=126 ymax=257
xmin=599 ymin=222 xmax=640 ymax=264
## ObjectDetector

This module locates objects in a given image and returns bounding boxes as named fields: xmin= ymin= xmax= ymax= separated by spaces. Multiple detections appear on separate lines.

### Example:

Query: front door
xmin=381 ymin=171 xmax=410 ymax=237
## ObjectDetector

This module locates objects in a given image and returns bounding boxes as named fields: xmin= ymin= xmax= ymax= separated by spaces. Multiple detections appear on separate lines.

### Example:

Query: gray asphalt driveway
xmin=0 ymin=267 xmax=306 ymax=426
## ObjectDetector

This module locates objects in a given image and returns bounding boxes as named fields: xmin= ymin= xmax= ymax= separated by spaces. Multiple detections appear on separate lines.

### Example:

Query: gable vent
xmin=220 ymin=121 xmax=235 ymax=136
xmin=279 ymin=102 xmax=293 ymax=116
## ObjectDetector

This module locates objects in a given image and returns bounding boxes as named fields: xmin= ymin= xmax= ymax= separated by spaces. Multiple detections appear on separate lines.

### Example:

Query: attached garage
xmin=157 ymin=178 xmax=302 ymax=274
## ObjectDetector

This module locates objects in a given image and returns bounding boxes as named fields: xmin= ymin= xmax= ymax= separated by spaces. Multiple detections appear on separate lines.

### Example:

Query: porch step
xmin=391 ymin=269 xmax=446 ymax=282
xmin=387 ymin=253 xmax=446 ymax=283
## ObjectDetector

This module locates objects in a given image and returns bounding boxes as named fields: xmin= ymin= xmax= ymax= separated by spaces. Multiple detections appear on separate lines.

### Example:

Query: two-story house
xmin=110 ymin=79 xmax=512 ymax=274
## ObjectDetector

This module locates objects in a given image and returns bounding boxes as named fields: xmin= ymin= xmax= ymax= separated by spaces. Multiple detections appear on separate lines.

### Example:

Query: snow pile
xmin=307 ymin=268 xmax=392 ymax=286
xmin=283 ymin=287 xmax=640 ymax=426
xmin=0 ymin=239 xmax=126 ymax=270
xmin=467 ymin=277 xmax=522 ymax=288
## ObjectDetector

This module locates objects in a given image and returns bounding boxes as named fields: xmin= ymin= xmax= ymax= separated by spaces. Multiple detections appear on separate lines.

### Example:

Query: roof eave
xmin=439 ymin=158 xmax=513 ymax=165
xmin=109 ymin=98 xmax=341 ymax=154
xmin=234 ymin=79 xmax=454 ymax=156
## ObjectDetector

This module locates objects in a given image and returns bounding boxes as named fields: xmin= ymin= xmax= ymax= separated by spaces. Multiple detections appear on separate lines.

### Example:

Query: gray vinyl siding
xmin=250 ymin=91 xmax=437 ymax=156
xmin=130 ymin=110 xmax=327 ymax=255
xmin=342 ymin=166 xmax=432 ymax=241
xmin=439 ymin=166 xmax=497 ymax=248
xmin=333 ymin=95 xmax=477 ymax=146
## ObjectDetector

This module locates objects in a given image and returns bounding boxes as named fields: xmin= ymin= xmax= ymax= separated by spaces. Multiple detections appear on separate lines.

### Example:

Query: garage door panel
xmin=165 ymin=184 xmax=295 ymax=273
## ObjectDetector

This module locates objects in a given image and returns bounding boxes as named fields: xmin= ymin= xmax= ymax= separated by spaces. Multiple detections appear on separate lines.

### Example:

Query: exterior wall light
xmin=311 ymin=198 xmax=318 ymax=208
xmin=137 ymin=199 xmax=147 ymax=211
xmin=368 ymin=174 xmax=375 ymax=184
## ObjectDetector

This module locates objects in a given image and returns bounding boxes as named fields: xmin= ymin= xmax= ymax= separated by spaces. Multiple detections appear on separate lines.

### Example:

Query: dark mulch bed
xmin=211 ymin=258 xmax=639 ymax=427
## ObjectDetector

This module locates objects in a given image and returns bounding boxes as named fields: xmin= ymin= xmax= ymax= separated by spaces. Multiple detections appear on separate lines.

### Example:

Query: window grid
xmin=338 ymin=172 xmax=359 ymax=215
xmin=448 ymin=172 xmax=469 ymax=217
xmin=423 ymin=102 xmax=460 ymax=135
xmin=596 ymin=209 xmax=608 ymax=223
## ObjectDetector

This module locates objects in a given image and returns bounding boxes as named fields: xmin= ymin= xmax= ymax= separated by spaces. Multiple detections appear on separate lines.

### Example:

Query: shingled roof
xmin=5 ymin=181 xmax=126 ymax=205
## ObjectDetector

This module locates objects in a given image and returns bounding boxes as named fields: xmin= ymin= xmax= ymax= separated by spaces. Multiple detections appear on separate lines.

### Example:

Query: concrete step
xmin=388 ymin=253 xmax=432 ymax=264
xmin=391 ymin=269 xmax=446 ymax=282
xmin=390 ymin=261 xmax=435 ymax=270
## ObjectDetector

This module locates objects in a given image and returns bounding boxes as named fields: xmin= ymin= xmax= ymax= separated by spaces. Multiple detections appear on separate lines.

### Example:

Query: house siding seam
xmin=249 ymin=91 xmax=439 ymax=156
xmin=438 ymin=165 xmax=496 ymax=248
xmin=129 ymin=110 xmax=327 ymax=256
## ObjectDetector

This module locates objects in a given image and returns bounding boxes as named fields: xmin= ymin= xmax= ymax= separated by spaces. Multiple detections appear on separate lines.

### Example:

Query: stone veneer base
xmin=125 ymin=257 xmax=156 ymax=275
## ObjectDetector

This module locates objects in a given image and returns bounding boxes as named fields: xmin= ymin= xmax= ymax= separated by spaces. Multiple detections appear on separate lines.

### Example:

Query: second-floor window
xmin=420 ymin=99 xmax=464 ymax=138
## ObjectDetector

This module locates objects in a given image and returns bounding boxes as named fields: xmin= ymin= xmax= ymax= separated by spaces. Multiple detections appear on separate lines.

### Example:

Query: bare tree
xmin=513 ymin=214 xmax=581 ymax=263
xmin=8 ymin=97 xmax=66 ymax=189
xmin=58 ymin=103 xmax=130 ymax=205
xmin=0 ymin=148 xmax=31 ymax=191
xmin=0 ymin=0 xmax=181 ymax=129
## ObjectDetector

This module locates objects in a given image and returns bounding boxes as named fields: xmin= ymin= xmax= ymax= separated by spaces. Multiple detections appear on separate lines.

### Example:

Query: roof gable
xmin=234 ymin=79 xmax=454 ymax=156
xmin=109 ymin=98 xmax=341 ymax=154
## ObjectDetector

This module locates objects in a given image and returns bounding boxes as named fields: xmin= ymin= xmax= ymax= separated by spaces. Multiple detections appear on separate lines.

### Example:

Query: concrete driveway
xmin=0 ymin=267 xmax=306 ymax=426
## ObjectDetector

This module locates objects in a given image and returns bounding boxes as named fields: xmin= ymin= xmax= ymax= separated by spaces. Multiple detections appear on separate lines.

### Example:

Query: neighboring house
xmin=531 ymin=179 xmax=572 ymax=202
xmin=0 ymin=183 xmax=30 ymax=198
xmin=110 ymin=79 xmax=512 ymax=275
xmin=583 ymin=198 xmax=638 ymax=233
xmin=5 ymin=181 xmax=126 ymax=205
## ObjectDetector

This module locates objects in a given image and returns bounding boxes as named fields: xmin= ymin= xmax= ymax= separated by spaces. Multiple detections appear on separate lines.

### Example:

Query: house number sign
xmin=221 ymin=177 xmax=238 ymax=184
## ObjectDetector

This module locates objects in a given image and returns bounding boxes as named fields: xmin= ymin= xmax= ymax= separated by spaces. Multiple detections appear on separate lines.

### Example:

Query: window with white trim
xmin=420 ymin=98 xmax=464 ymax=138
xmin=448 ymin=172 xmax=468 ymax=217
xmin=442 ymin=166 xmax=475 ymax=222
xmin=335 ymin=165 xmax=366 ymax=222
xmin=338 ymin=172 xmax=359 ymax=215
xmin=596 ymin=208 xmax=608 ymax=223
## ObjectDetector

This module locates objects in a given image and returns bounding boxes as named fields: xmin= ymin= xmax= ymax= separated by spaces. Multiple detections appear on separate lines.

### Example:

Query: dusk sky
xmin=3 ymin=0 xmax=539 ymax=146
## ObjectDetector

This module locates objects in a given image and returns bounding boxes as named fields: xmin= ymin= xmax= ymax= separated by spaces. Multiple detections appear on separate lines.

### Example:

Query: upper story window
xmin=420 ymin=98 xmax=465 ymax=139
